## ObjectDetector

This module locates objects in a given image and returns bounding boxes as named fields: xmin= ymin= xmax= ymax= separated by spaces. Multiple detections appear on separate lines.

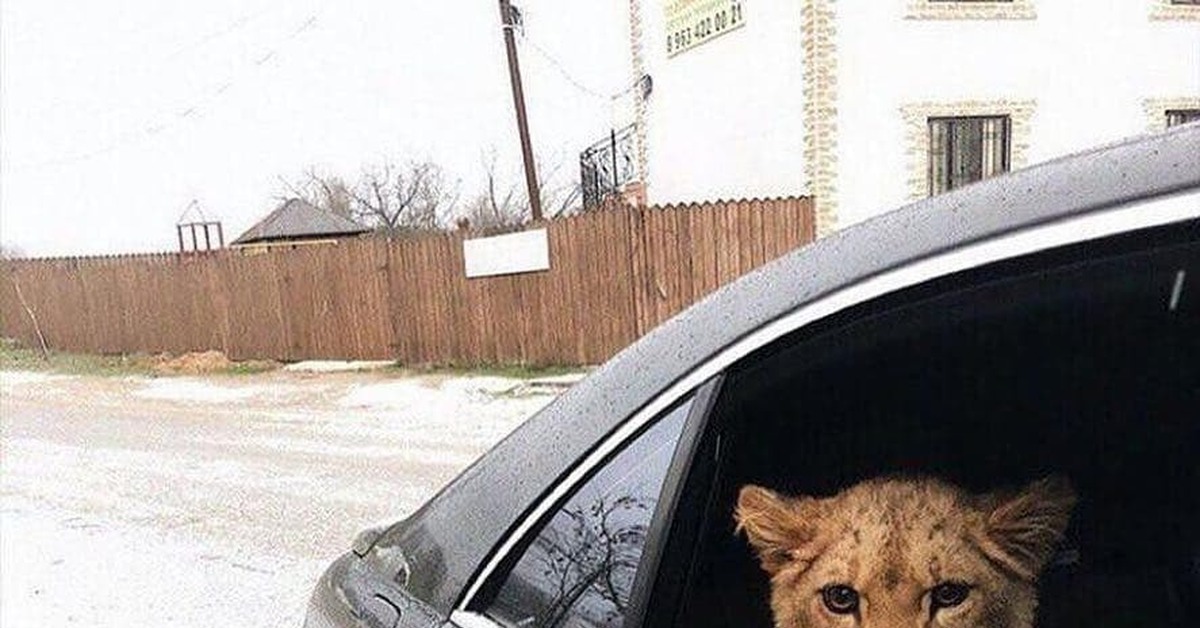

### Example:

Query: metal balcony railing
xmin=580 ymin=124 xmax=638 ymax=208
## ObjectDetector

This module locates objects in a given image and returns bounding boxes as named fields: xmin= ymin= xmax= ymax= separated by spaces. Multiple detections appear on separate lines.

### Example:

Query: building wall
xmin=636 ymin=1 xmax=808 ymax=204
xmin=632 ymin=0 xmax=1199 ymax=233
xmin=834 ymin=0 xmax=1200 ymax=228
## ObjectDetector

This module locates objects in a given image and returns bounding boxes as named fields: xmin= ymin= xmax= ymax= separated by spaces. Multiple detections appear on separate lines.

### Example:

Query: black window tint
xmin=673 ymin=226 xmax=1199 ymax=628
xmin=485 ymin=397 xmax=692 ymax=628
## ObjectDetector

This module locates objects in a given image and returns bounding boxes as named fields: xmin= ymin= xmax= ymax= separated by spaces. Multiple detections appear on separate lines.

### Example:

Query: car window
xmin=664 ymin=226 xmax=1198 ymax=628
xmin=483 ymin=396 xmax=694 ymax=628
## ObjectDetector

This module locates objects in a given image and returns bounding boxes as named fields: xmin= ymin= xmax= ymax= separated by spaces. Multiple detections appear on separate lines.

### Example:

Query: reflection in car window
xmin=485 ymin=397 xmax=692 ymax=628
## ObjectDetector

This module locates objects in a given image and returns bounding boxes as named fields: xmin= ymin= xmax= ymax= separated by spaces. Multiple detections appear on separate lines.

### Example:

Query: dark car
xmin=304 ymin=124 xmax=1200 ymax=628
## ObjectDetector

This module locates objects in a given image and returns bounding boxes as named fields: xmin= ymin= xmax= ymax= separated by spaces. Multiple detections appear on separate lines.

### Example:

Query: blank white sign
xmin=463 ymin=228 xmax=551 ymax=278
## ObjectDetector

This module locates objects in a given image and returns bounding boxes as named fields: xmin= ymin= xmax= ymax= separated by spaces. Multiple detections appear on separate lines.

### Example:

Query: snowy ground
xmin=0 ymin=369 xmax=563 ymax=627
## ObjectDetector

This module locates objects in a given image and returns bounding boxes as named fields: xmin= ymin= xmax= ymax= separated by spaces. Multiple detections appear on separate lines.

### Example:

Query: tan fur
xmin=735 ymin=476 xmax=1075 ymax=628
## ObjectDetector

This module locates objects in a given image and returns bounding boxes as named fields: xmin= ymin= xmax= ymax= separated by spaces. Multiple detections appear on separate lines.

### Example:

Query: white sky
xmin=0 ymin=0 xmax=631 ymax=256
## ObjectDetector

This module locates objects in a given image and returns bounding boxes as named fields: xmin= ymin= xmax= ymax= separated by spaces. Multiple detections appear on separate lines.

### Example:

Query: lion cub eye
xmin=930 ymin=582 xmax=971 ymax=609
xmin=821 ymin=585 xmax=860 ymax=614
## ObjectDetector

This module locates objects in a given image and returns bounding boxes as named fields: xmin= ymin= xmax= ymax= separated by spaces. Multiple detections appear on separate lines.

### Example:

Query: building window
xmin=1151 ymin=0 xmax=1200 ymax=19
xmin=903 ymin=101 xmax=1034 ymax=202
xmin=1145 ymin=98 xmax=1200 ymax=131
xmin=1167 ymin=110 xmax=1200 ymax=126
xmin=927 ymin=116 xmax=1010 ymax=196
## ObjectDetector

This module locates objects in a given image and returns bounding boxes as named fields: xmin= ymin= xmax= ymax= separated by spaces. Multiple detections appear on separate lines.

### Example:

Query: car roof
xmin=384 ymin=124 xmax=1200 ymax=613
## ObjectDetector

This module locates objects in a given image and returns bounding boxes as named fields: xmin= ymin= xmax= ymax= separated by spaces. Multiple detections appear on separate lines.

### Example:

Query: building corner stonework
xmin=1150 ymin=0 xmax=1200 ymax=21
xmin=801 ymin=0 xmax=839 ymax=237
xmin=629 ymin=0 xmax=650 ymax=194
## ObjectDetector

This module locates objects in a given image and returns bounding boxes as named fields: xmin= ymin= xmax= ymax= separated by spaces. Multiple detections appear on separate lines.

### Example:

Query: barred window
xmin=1166 ymin=109 xmax=1200 ymax=127
xmin=928 ymin=116 xmax=1010 ymax=196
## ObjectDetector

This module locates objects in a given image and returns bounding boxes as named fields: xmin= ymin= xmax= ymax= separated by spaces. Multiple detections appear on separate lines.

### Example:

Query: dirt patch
xmin=153 ymin=351 xmax=234 ymax=375
xmin=151 ymin=351 xmax=279 ymax=375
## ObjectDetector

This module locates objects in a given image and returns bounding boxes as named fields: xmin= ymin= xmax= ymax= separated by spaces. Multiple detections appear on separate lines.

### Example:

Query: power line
xmin=165 ymin=0 xmax=285 ymax=61
xmin=30 ymin=0 xmax=293 ymax=122
xmin=516 ymin=30 xmax=640 ymax=103
xmin=520 ymin=36 xmax=611 ymax=100
xmin=11 ymin=9 xmax=326 ymax=172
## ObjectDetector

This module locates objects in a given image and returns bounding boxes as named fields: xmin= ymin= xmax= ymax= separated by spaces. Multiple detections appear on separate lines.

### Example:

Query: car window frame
xmin=450 ymin=188 xmax=1199 ymax=628
xmin=637 ymin=215 xmax=1200 ymax=627
xmin=620 ymin=376 xmax=724 ymax=628
xmin=466 ymin=376 xmax=724 ymax=628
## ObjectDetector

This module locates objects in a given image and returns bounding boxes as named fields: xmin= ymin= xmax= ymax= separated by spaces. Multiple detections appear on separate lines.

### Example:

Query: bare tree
xmin=277 ymin=169 xmax=355 ymax=219
xmin=279 ymin=161 xmax=459 ymax=235
xmin=530 ymin=493 xmax=652 ymax=627
xmin=458 ymin=150 xmax=582 ymax=233
xmin=0 ymin=244 xmax=25 ymax=260
xmin=279 ymin=152 xmax=578 ymax=238
xmin=310 ymin=172 xmax=355 ymax=219
xmin=536 ymin=152 xmax=584 ymax=218
xmin=350 ymin=161 xmax=459 ymax=235
xmin=460 ymin=151 xmax=527 ymax=232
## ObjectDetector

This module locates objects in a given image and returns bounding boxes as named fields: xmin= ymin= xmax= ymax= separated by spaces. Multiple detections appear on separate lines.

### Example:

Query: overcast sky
xmin=0 ymin=0 xmax=631 ymax=256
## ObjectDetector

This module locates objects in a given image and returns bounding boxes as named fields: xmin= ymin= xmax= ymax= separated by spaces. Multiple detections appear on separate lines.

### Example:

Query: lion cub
xmin=736 ymin=476 xmax=1075 ymax=628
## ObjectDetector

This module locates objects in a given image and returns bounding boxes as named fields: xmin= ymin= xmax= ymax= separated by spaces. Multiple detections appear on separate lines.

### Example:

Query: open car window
xmin=664 ymin=221 xmax=1198 ymax=628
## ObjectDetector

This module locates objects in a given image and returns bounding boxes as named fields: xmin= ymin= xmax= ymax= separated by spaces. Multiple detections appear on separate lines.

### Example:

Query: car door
xmin=450 ymin=188 xmax=1198 ymax=628
xmin=644 ymin=198 xmax=1199 ymax=627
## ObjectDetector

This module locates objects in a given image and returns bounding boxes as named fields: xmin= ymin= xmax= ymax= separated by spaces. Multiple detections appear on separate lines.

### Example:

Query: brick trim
xmin=802 ymin=0 xmax=839 ymax=237
xmin=628 ymin=0 xmax=649 ymax=187
xmin=1144 ymin=96 xmax=1200 ymax=132
xmin=900 ymin=100 xmax=1036 ymax=202
xmin=905 ymin=0 xmax=1036 ymax=20
xmin=1150 ymin=0 xmax=1200 ymax=21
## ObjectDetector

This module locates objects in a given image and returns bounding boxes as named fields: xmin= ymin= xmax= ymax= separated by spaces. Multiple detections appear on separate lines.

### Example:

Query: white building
xmin=601 ymin=0 xmax=1200 ymax=236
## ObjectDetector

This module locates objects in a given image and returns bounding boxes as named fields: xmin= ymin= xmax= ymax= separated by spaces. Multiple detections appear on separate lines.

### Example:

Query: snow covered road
xmin=0 ymin=370 xmax=561 ymax=627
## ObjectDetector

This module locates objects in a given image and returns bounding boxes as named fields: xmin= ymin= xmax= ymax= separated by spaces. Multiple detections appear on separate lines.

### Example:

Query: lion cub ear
xmin=975 ymin=476 xmax=1077 ymax=581
xmin=735 ymin=485 xmax=823 ymax=574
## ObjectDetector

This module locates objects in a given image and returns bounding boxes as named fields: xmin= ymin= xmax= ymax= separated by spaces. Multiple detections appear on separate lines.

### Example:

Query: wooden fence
xmin=0 ymin=198 xmax=815 ymax=366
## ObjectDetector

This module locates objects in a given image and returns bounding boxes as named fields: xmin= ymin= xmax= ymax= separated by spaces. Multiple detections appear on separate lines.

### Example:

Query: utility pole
xmin=498 ymin=0 xmax=543 ymax=222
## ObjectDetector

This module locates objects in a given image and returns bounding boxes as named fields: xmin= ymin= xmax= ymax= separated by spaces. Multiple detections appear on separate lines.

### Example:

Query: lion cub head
xmin=735 ymin=476 xmax=1075 ymax=628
